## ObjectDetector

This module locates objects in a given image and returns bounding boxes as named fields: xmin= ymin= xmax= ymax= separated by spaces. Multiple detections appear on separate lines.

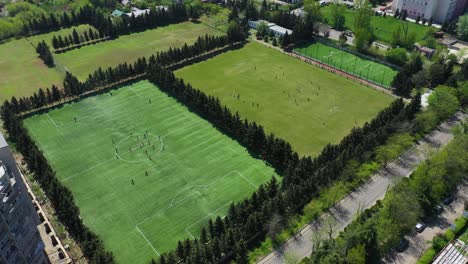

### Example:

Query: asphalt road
xmin=257 ymin=111 xmax=466 ymax=264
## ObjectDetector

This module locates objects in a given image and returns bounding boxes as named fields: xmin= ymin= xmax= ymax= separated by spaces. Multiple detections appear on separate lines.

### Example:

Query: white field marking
xmin=179 ymin=134 xmax=224 ymax=154
xmin=136 ymin=225 xmax=161 ymax=256
xmin=46 ymin=114 xmax=59 ymax=128
xmin=129 ymin=87 xmax=143 ymax=97
xmin=136 ymin=170 xmax=240 ymax=227
xmin=162 ymin=120 xmax=203 ymax=138
xmin=63 ymin=134 xmax=161 ymax=181
xmin=115 ymin=133 xmax=164 ymax=163
xmin=62 ymin=157 xmax=117 ymax=182
xmin=184 ymin=200 xmax=233 ymax=239
xmin=233 ymin=170 xmax=258 ymax=189
xmin=329 ymin=106 xmax=340 ymax=112
xmin=168 ymin=171 xmax=236 ymax=207
xmin=52 ymin=90 xmax=171 ymax=128
xmin=61 ymin=116 xmax=201 ymax=182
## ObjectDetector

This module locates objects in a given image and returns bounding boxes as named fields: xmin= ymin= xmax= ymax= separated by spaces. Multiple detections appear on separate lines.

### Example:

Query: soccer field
xmin=55 ymin=22 xmax=224 ymax=80
xmin=175 ymin=42 xmax=394 ymax=157
xmin=294 ymin=42 xmax=398 ymax=88
xmin=24 ymin=80 xmax=276 ymax=263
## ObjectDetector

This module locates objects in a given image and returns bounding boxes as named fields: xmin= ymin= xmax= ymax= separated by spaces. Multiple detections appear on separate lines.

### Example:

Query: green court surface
xmin=54 ymin=22 xmax=224 ymax=80
xmin=175 ymin=42 xmax=394 ymax=157
xmin=24 ymin=80 xmax=276 ymax=263
xmin=294 ymin=42 xmax=398 ymax=87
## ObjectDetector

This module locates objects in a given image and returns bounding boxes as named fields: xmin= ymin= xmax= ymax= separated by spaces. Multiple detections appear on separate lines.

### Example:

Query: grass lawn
xmin=24 ymin=80 xmax=276 ymax=263
xmin=295 ymin=42 xmax=398 ymax=87
xmin=0 ymin=38 xmax=64 ymax=103
xmin=175 ymin=42 xmax=394 ymax=157
xmin=27 ymin=24 xmax=96 ymax=47
xmin=0 ymin=25 xmax=95 ymax=103
xmin=55 ymin=22 xmax=224 ymax=80
xmin=199 ymin=7 xmax=230 ymax=32
xmin=321 ymin=6 xmax=433 ymax=44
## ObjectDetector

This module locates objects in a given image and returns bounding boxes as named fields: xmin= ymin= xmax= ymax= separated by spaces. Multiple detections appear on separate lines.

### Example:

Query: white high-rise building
xmin=0 ymin=134 xmax=48 ymax=264
xmin=392 ymin=0 xmax=468 ymax=24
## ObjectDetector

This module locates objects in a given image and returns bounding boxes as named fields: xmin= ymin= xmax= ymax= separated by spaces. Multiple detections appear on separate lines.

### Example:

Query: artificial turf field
xmin=55 ymin=22 xmax=224 ymax=80
xmin=294 ymin=42 xmax=398 ymax=87
xmin=24 ymin=80 xmax=276 ymax=263
xmin=175 ymin=42 xmax=395 ymax=157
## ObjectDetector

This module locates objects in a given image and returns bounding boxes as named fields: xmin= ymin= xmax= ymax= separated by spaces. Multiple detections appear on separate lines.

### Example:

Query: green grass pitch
xmin=321 ymin=5 xmax=433 ymax=44
xmin=294 ymin=42 xmax=398 ymax=87
xmin=55 ymin=22 xmax=224 ymax=80
xmin=175 ymin=42 xmax=395 ymax=157
xmin=0 ymin=25 xmax=95 ymax=103
xmin=24 ymin=80 xmax=276 ymax=263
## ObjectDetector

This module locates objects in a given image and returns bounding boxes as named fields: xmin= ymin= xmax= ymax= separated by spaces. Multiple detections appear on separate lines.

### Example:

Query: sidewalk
xmin=18 ymin=167 xmax=72 ymax=264
xmin=257 ymin=111 xmax=466 ymax=264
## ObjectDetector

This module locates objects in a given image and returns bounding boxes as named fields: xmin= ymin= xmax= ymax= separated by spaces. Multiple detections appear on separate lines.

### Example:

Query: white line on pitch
xmin=162 ymin=120 xmax=203 ymax=138
xmin=184 ymin=200 xmax=233 ymax=239
xmin=234 ymin=170 xmax=258 ymax=188
xmin=47 ymin=114 xmax=59 ymax=128
xmin=62 ymin=157 xmax=117 ymax=182
xmin=136 ymin=226 xmax=161 ymax=256
xmin=136 ymin=171 xmax=238 ymax=226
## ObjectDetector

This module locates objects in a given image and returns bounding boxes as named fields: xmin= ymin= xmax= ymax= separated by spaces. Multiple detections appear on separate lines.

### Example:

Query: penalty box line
xmin=184 ymin=200 xmax=233 ymax=239
xmin=135 ymin=170 xmax=258 ymax=251
xmin=136 ymin=225 xmax=161 ymax=256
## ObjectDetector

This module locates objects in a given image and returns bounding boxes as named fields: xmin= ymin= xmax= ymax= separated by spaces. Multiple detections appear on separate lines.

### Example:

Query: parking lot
xmin=383 ymin=182 xmax=468 ymax=264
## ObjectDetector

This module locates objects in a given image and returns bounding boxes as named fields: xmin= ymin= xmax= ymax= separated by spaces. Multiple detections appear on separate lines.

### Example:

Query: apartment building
xmin=392 ymin=0 xmax=468 ymax=24
xmin=0 ymin=134 xmax=48 ymax=264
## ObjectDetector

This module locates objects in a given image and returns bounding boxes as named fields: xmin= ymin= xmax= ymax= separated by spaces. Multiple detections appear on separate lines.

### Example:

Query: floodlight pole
xmin=316 ymin=44 xmax=319 ymax=60
xmin=381 ymin=68 xmax=387 ymax=86
xmin=340 ymin=52 xmax=344 ymax=70
xmin=353 ymin=58 xmax=357 ymax=75
xmin=366 ymin=64 xmax=371 ymax=80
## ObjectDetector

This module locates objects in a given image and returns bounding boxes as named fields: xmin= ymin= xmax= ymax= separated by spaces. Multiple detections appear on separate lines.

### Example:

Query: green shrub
xmin=385 ymin=48 xmax=408 ymax=66
xmin=432 ymin=234 xmax=449 ymax=252
xmin=416 ymin=248 xmax=436 ymax=264
xmin=445 ymin=229 xmax=456 ymax=240
xmin=453 ymin=217 xmax=467 ymax=235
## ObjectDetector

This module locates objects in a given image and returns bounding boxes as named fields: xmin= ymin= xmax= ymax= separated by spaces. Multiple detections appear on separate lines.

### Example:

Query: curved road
xmin=257 ymin=111 xmax=466 ymax=264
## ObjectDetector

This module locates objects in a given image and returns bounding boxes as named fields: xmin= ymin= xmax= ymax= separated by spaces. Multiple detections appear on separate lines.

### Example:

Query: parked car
xmin=415 ymin=222 xmax=426 ymax=233
xmin=396 ymin=238 xmax=409 ymax=252
xmin=344 ymin=30 xmax=353 ymax=37
xmin=434 ymin=204 xmax=443 ymax=214
xmin=443 ymin=196 xmax=454 ymax=205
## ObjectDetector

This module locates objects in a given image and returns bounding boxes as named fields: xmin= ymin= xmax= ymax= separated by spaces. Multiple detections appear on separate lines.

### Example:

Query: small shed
xmin=112 ymin=9 xmax=125 ymax=17
xmin=415 ymin=43 xmax=435 ymax=58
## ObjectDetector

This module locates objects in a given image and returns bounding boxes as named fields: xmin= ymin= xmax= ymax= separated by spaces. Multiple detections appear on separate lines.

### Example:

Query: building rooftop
xmin=126 ymin=7 xmax=150 ymax=17
xmin=269 ymin=25 xmax=293 ymax=35
xmin=112 ymin=9 xmax=125 ymax=17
